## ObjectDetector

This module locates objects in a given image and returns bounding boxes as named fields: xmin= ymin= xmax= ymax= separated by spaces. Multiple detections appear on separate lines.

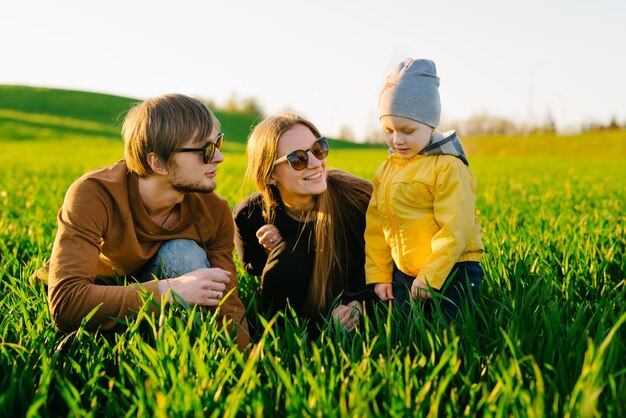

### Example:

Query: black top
xmin=234 ymin=192 xmax=313 ymax=277
xmin=234 ymin=174 xmax=373 ymax=319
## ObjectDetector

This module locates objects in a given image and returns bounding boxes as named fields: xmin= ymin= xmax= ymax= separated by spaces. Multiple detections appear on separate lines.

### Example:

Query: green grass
xmin=462 ymin=130 xmax=626 ymax=158
xmin=1 ymin=87 xmax=625 ymax=416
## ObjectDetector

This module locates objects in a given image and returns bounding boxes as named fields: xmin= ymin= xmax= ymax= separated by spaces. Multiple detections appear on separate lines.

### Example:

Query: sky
xmin=2 ymin=0 xmax=625 ymax=140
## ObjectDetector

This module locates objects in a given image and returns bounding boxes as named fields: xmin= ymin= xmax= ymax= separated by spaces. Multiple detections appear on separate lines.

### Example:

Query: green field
xmin=1 ymin=87 xmax=625 ymax=417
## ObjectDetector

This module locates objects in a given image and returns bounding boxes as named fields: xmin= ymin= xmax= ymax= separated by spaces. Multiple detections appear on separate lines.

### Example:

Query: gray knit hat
xmin=378 ymin=58 xmax=441 ymax=128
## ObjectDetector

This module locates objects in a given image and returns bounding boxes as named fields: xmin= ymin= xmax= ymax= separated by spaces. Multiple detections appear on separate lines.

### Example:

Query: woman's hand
xmin=374 ymin=283 xmax=394 ymax=301
xmin=332 ymin=300 xmax=362 ymax=331
xmin=256 ymin=224 xmax=283 ymax=251
xmin=411 ymin=278 xmax=432 ymax=300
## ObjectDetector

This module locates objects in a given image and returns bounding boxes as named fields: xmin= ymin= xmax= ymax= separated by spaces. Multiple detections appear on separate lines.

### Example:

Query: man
xmin=46 ymin=94 xmax=249 ymax=349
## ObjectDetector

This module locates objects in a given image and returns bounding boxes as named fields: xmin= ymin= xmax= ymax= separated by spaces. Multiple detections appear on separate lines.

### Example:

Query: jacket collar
xmin=420 ymin=130 xmax=469 ymax=166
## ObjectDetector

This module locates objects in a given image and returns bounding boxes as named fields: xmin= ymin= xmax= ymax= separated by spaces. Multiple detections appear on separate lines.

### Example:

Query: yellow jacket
xmin=364 ymin=152 xmax=484 ymax=289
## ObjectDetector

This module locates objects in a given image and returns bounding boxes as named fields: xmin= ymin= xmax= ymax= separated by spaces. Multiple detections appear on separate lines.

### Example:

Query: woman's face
xmin=271 ymin=123 xmax=328 ymax=209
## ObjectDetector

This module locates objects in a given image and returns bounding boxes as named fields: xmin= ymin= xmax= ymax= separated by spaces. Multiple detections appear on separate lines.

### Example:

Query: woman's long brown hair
xmin=245 ymin=113 xmax=372 ymax=316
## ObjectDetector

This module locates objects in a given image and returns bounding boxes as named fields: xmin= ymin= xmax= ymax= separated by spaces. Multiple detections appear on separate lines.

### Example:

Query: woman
xmin=234 ymin=113 xmax=373 ymax=331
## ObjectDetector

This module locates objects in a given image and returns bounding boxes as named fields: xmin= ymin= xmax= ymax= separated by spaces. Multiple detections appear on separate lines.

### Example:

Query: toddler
xmin=365 ymin=58 xmax=485 ymax=319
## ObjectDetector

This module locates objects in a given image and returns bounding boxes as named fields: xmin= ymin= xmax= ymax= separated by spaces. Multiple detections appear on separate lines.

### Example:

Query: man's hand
xmin=158 ymin=268 xmax=231 ymax=306
xmin=411 ymin=278 xmax=432 ymax=300
xmin=374 ymin=283 xmax=394 ymax=301
xmin=332 ymin=300 xmax=362 ymax=331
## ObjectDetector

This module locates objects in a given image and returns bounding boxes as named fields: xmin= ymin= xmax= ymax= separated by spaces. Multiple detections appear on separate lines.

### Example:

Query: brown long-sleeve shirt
xmin=47 ymin=160 xmax=249 ymax=348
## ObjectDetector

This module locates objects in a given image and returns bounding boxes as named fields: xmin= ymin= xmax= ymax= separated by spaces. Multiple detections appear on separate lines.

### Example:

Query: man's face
xmin=168 ymin=129 xmax=224 ymax=193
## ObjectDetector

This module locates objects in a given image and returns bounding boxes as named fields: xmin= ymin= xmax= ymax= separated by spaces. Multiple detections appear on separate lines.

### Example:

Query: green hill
xmin=0 ymin=85 xmax=262 ymax=146
xmin=0 ymin=85 xmax=139 ymax=126
xmin=3 ymin=85 xmax=624 ymax=155
xmin=0 ymin=85 xmax=374 ymax=150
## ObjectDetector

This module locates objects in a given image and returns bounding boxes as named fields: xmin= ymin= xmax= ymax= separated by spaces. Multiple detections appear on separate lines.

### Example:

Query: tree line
xmin=199 ymin=94 xmax=624 ymax=142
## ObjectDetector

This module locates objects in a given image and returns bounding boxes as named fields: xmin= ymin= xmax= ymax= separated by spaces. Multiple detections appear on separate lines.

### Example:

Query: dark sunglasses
xmin=273 ymin=137 xmax=329 ymax=171
xmin=176 ymin=132 xmax=224 ymax=164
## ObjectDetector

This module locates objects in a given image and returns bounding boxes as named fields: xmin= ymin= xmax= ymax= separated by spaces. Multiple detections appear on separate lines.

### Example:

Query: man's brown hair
xmin=122 ymin=94 xmax=220 ymax=177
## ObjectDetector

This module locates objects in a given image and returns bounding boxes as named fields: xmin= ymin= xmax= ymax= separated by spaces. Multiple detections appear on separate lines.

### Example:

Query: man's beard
xmin=170 ymin=178 xmax=216 ymax=194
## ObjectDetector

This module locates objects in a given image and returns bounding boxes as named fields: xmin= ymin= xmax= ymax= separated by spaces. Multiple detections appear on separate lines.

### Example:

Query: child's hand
xmin=411 ymin=279 xmax=431 ymax=300
xmin=374 ymin=283 xmax=394 ymax=301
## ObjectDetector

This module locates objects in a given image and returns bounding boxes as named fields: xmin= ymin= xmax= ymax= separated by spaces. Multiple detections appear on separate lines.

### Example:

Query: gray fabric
xmin=420 ymin=130 xmax=469 ymax=166
xmin=378 ymin=58 xmax=441 ymax=128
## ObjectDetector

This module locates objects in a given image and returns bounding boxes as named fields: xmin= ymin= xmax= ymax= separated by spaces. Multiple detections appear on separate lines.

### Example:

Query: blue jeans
xmin=392 ymin=261 xmax=483 ymax=319
xmin=134 ymin=239 xmax=210 ymax=282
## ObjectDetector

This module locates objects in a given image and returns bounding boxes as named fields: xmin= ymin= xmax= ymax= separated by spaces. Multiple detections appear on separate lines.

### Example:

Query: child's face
xmin=380 ymin=116 xmax=433 ymax=159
